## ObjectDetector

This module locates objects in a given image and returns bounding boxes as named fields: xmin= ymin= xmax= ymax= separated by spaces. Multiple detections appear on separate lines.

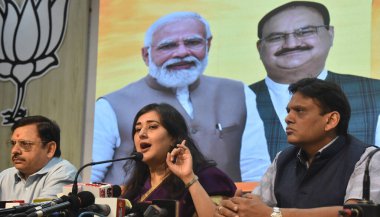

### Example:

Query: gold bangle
xmin=185 ymin=175 xmax=199 ymax=188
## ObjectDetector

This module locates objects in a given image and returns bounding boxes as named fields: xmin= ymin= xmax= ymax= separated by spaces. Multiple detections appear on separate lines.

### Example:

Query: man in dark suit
xmin=249 ymin=1 xmax=380 ymax=160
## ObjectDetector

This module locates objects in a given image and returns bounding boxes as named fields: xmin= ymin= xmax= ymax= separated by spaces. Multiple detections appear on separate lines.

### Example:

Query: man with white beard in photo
xmin=91 ymin=12 xmax=270 ymax=188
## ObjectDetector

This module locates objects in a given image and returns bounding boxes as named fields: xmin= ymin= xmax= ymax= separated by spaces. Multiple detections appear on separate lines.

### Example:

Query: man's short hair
xmin=288 ymin=78 xmax=351 ymax=136
xmin=144 ymin=11 xmax=212 ymax=47
xmin=11 ymin=115 xmax=61 ymax=157
xmin=257 ymin=1 xmax=330 ymax=39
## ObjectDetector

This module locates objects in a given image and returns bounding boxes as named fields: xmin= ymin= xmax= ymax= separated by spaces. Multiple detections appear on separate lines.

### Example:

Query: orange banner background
xmin=96 ymin=0 xmax=378 ymax=98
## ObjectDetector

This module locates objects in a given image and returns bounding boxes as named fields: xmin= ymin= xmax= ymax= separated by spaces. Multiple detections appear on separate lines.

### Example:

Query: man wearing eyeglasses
xmin=91 ymin=11 xmax=271 ymax=186
xmin=0 ymin=115 xmax=77 ymax=203
xmin=250 ymin=1 xmax=380 ymax=160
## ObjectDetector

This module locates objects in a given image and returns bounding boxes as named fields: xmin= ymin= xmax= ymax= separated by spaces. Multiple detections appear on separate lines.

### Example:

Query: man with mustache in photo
xmin=250 ymin=1 xmax=380 ymax=160
xmin=91 ymin=12 xmax=271 ymax=187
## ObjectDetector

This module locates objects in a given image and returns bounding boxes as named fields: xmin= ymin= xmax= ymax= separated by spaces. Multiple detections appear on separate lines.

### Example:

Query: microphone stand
xmin=72 ymin=153 xmax=143 ymax=195
xmin=340 ymin=148 xmax=380 ymax=217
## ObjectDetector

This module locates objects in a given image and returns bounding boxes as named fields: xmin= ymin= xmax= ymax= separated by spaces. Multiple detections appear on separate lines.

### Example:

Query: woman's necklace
xmin=139 ymin=173 xmax=170 ymax=202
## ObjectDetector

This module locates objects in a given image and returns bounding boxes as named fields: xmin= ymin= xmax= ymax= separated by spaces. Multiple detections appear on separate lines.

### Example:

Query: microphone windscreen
xmin=77 ymin=191 xmax=95 ymax=207
xmin=112 ymin=185 xmax=122 ymax=197
xmin=58 ymin=195 xmax=70 ymax=203
xmin=132 ymin=152 xmax=143 ymax=161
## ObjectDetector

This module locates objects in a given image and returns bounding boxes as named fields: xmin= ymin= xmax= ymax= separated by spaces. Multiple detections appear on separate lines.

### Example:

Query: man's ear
xmin=256 ymin=40 xmax=264 ymax=59
xmin=325 ymin=111 xmax=340 ymax=132
xmin=141 ymin=47 xmax=149 ymax=66
xmin=206 ymin=37 xmax=212 ymax=53
xmin=256 ymin=40 xmax=261 ymax=50
xmin=328 ymin=26 xmax=334 ymax=47
xmin=46 ymin=141 xmax=57 ymax=158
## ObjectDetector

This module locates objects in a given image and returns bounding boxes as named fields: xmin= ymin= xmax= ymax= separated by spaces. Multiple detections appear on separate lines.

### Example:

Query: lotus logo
xmin=0 ymin=0 xmax=69 ymax=125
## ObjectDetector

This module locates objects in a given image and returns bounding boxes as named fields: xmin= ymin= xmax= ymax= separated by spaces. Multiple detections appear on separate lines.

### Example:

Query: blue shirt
xmin=0 ymin=157 xmax=78 ymax=203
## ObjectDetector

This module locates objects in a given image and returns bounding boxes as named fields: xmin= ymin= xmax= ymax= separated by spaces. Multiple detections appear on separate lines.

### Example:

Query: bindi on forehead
xmin=12 ymin=124 xmax=39 ymax=139
xmin=13 ymin=133 xmax=21 ymax=138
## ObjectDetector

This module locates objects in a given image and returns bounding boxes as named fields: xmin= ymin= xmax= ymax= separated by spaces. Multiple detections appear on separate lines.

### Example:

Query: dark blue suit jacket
xmin=250 ymin=71 xmax=380 ymax=160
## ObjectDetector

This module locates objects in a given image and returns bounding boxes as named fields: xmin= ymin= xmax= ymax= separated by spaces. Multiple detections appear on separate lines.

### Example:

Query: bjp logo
xmin=0 ymin=0 xmax=69 ymax=125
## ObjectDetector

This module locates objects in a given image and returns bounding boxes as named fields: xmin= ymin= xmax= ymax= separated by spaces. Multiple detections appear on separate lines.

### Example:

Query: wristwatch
xmin=270 ymin=207 xmax=282 ymax=217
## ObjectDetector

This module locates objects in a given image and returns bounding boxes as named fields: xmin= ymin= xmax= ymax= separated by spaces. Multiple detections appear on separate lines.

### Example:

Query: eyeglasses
xmin=260 ymin=25 xmax=330 ymax=45
xmin=7 ymin=139 xmax=47 ymax=152
xmin=151 ymin=38 xmax=207 ymax=53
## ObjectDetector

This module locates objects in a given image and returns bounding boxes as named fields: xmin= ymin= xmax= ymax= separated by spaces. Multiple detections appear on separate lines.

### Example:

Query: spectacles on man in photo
xmin=7 ymin=139 xmax=47 ymax=152
xmin=260 ymin=25 xmax=330 ymax=45
xmin=151 ymin=37 xmax=207 ymax=53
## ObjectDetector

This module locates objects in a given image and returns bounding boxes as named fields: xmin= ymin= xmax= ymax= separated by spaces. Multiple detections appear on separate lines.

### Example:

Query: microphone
xmin=0 ymin=202 xmax=46 ymax=216
xmin=0 ymin=195 xmax=88 ymax=217
xmin=125 ymin=202 xmax=150 ymax=217
xmin=18 ymin=196 xmax=75 ymax=216
xmin=82 ymin=204 xmax=111 ymax=216
xmin=0 ymin=201 xmax=24 ymax=209
xmin=26 ymin=201 xmax=72 ymax=217
xmin=112 ymin=185 xmax=122 ymax=197
xmin=72 ymin=152 xmax=143 ymax=195
xmin=80 ymin=198 xmax=131 ymax=217
xmin=143 ymin=205 xmax=167 ymax=217
xmin=126 ymin=200 xmax=179 ymax=217
xmin=149 ymin=200 xmax=179 ymax=217
xmin=362 ymin=148 xmax=380 ymax=202
xmin=339 ymin=148 xmax=380 ymax=217
xmin=25 ymin=191 xmax=95 ymax=217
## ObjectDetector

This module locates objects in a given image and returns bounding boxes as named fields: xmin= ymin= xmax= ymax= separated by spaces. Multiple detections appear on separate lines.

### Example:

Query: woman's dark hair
xmin=11 ymin=115 xmax=61 ymax=157
xmin=288 ymin=78 xmax=351 ymax=136
xmin=123 ymin=103 xmax=215 ymax=199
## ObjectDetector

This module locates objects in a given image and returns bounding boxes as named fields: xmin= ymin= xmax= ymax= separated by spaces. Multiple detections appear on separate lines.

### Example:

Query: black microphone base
xmin=342 ymin=202 xmax=380 ymax=217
